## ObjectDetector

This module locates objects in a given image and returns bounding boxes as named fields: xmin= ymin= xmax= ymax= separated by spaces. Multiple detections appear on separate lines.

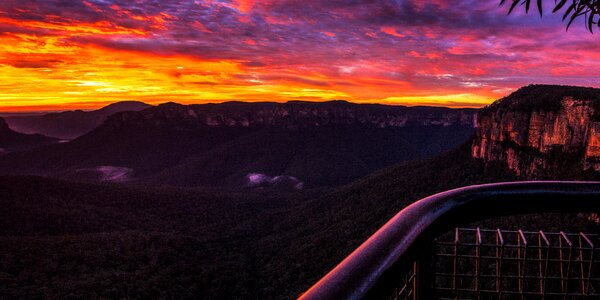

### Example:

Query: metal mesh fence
xmin=390 ymin=228 xmax=600 ymax=299
xmin=434 ymin=228 xmax=600 ymax=299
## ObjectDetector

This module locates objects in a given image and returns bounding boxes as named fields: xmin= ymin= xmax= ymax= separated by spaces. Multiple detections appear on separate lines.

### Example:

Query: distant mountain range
xmin=4 ymin=101 xmax=151 ymax=139
xmin=3 ymin=86 xmax=600 ymax=299
xmin=0 ymin=117 xmax=58 ymax=154
xmin=0 ymin=100 xmax=476 ymax=187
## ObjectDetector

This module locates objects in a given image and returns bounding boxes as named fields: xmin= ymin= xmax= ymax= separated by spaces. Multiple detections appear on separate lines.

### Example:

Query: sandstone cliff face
xmin=472 ymin=88 xmax=600 ymax=176
xmin=106 ymin=101 xmax=476 ymax=130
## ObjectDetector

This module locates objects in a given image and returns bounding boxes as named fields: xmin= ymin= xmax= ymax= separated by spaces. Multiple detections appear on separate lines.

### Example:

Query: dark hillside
xmin=0 ymin=101 xmax=475 ymax=187
xmin=0 ymin=143 xmax=518 ymax=299
xmin=2 ymin=140 xmax=599 ymax=298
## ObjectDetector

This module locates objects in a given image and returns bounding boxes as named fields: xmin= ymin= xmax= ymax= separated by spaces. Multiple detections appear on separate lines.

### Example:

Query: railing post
xmin=476 ymin=227 xmax=482 ymax=300
xmin=538 ymin=230 xmax=550 ymax=299
xmin=453 ymin=228 xmax=459 ymax=296
xmin=496 ymin=229 xmax=505 ymax=299
xmin=413 ymin=239 xmax=436 ymax=300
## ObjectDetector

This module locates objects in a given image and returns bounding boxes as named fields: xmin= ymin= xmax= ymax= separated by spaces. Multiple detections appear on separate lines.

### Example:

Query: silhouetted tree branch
xmin=500 ymin=0 xmax=600 ymax=32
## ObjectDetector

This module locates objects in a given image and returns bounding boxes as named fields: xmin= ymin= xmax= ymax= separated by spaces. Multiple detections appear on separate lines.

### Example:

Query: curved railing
xmin=300 ymin=181 xmax=600 ymax=300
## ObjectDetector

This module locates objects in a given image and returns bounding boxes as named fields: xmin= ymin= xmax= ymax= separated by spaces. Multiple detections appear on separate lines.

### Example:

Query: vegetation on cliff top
xmin=480 ymin=84 xmax=600 ymax=116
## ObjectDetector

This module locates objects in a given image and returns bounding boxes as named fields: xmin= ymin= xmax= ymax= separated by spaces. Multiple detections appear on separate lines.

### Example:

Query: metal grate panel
xmin=433 ymin=228 xmax=600 ymax=299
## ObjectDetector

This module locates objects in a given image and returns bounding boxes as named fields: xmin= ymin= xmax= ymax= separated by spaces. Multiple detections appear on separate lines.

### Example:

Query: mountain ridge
xmin=0 ymin=101 xmax=476 ymax=187
xmin=4 ymin=101 xmax=152 ymax=139
xmin=104 ymin=100 xmax=476 ymax=130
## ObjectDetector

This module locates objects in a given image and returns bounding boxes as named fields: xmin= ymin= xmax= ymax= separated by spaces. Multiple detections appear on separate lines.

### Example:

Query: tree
xmin=500 ymin=0 xmax=600 ymax=32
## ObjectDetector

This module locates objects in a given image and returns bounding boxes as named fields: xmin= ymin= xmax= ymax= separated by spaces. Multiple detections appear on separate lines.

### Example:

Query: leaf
xmin=566 ymin=6 xmax=584 ymax=30
xmin=537 ymin=0 xmax=543 ymax=16
xmin=563 ymin=3 xmax=576 ymax=20
xmin=508 ymin=0 xmax=520 ymax=14
xmin=588 ymin=11 xmax=595 ymax=32
xmin=553 ymin=0 xmax=567 ymax=13
xmin=526 ymin=0 xmax=531 ymax=13
xmin=566 ymin=14 xmax=575 ymax=29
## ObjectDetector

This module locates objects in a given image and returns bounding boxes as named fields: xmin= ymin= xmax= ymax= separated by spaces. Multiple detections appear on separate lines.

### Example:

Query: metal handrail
xmin=300 ymin=181 xmax=600 ymax=300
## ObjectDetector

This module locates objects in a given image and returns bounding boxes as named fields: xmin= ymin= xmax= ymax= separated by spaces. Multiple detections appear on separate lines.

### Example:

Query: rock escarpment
xmin=472 ymin=85 xmax=600 ymax=176
xmin=105 ymin=100 xmax=476 ymax=130
xmin=0 ymin=117 xmax=58 ymax=153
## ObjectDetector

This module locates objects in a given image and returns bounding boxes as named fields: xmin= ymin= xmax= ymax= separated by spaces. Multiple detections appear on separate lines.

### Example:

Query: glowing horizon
xmin=1 ymin=1 xmax=600 ymax=112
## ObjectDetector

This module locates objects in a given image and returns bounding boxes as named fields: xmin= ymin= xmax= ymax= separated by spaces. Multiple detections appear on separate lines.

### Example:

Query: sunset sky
xmin=1 ymin=0 xmax=600 ymax=112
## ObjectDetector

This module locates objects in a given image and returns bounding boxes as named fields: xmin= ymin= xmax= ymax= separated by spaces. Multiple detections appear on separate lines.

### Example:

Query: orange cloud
xmin=0 ymin=17 xmax=148 ymax=36
xmin=380 ymin=26 xmax=405 ymax=38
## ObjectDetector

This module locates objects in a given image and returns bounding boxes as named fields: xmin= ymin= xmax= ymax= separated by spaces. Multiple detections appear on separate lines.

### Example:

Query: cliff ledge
xmin=472 ymin=85 xmax=600 ymax=176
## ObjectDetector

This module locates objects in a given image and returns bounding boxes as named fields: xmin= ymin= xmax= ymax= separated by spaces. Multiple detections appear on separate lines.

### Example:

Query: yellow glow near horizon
xmin=380 ymin=93 xmax=494 ymax=108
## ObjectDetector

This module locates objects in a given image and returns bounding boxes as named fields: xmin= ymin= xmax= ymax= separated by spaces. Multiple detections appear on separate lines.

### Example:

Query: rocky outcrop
xmin=0 ymin=117 xmax=10 ymax=132
xmin=472 ymin=85 xmax=600 ymax=176
xmin=105 ymin=100 xmax=476 ymax=130
xmin=0 ymin=117 xmax=58 ymax=153
xmin=4 ymin=101 xmax=151 ymax=140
